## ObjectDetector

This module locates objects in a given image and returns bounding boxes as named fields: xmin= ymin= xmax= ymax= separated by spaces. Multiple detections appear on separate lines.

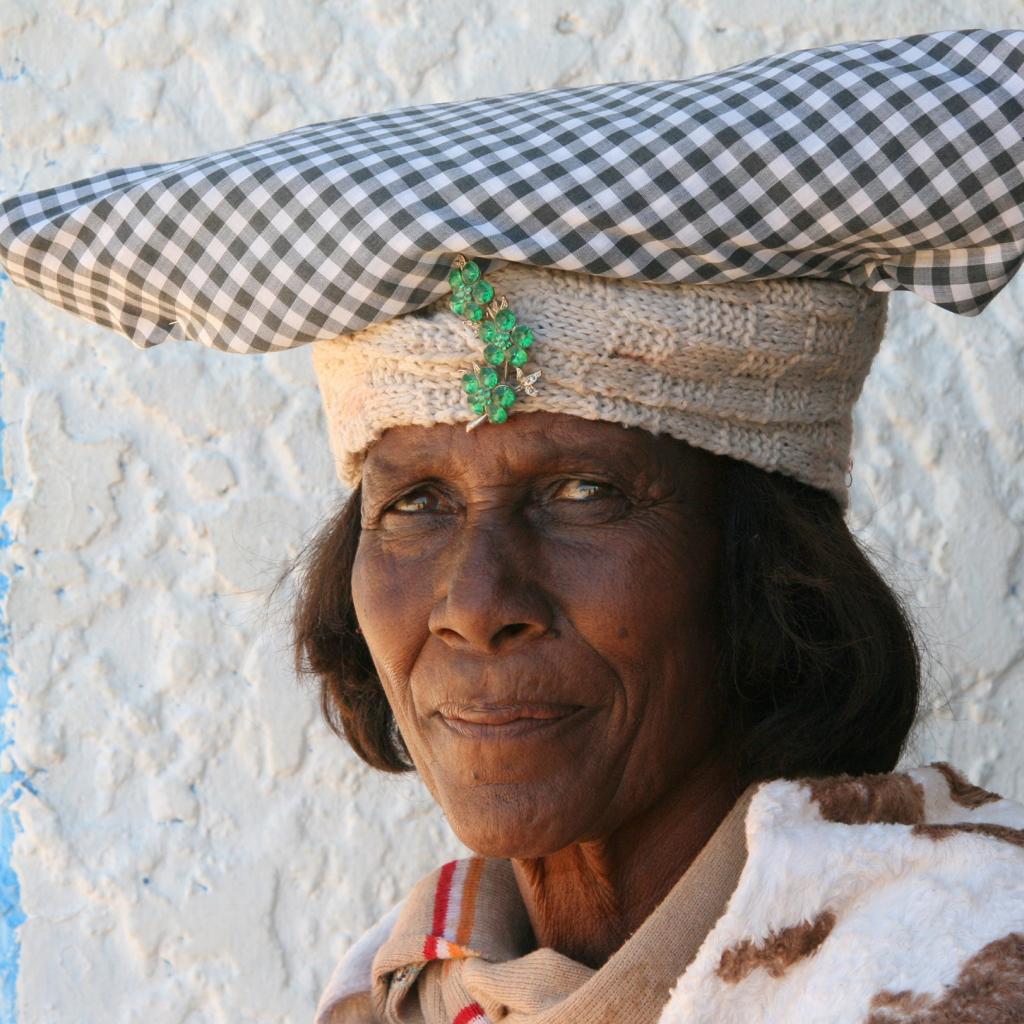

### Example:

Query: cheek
xmin=632 ymin=521 xmax=724 ymax=762
xmin=556 ymin=517 xmax=720 ymax=670
xmin=640 ymin=526 xmax=719 ymax=667
xmin=351 ymin=534 xmax=436 ymax=710
xmin=555 ymin=517 xmax=724 ymax=772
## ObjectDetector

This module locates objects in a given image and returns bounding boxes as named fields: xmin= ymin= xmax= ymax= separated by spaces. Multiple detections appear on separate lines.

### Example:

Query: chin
xmin=440 ymin=782 xmax=597 ymax=860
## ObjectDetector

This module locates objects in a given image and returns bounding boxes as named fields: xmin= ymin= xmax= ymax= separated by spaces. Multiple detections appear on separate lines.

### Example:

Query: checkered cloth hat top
xmin=1 ymin=29 xmax=1022 ymax=356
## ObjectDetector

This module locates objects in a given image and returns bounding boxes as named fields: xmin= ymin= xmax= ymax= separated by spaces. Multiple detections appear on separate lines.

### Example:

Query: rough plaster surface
xmin=0 ymin=2 xmax=1022 ymax=1022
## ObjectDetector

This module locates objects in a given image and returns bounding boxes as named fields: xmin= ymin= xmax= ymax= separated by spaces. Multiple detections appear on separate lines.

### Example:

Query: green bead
xmin=448 ymin=268 xmax=464 ymax=289
xmin=493 ymin=384 xmax=517 ymax=409
xmin=453 ymin=283 xmax=471 ymax=301
xmin=467 ymin=303 xmax=485 ymax=322
xmin=495 ymin=309 xmax=516 ymax=331
xmin=487 ymin=405 xmax=509 ymax=424
xmin=470 ymin=399 xmax=487 ymax=416
xmin=512 ymin=326 xmax=534 ymax=348
xmin=449 ymin=298 xmax=467 ymax=317
xmin=510 ymin=348 xmax=529 ymax=367
xmin=462 ymin=373 xmax=480 ymax=395
xmin=480 ymin=366 xmax=499 ymax=388
xmin=472 ymin=280 xmax=494 ymax=303
xmin=483 ymin=343 xmax=505 ymax=366
xmin=479 ymin=320 xmax=500 ymax=343
xmin=462 ymin=260 xmax=481 ymax=284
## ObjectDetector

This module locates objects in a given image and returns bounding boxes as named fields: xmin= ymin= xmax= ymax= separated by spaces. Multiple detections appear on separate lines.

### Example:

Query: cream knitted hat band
xmin=312 ymin=266 xmax=888 ymax=506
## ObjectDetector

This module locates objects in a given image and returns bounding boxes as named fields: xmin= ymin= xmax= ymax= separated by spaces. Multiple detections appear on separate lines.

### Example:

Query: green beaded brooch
xmin=447 ymin=254 xmax=541 ymax=430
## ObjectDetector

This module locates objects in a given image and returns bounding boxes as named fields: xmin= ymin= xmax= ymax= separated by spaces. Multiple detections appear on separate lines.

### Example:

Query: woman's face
xmin=353 ymin=412 xmax=726 ymax=858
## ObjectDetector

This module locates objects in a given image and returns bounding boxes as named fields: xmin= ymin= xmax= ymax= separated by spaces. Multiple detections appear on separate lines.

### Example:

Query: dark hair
xmin=291 ymin=459 xmax=922 ymax=782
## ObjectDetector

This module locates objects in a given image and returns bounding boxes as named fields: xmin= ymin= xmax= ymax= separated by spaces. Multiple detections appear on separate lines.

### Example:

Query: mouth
xmin=436 ymin=702 xmax=587 ymax=740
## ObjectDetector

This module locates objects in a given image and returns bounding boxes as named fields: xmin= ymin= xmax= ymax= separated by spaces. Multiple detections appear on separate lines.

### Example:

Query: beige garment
xmin=368 ymin=788 xmax=753 ymax=1024
xmin=312 ymin=266 xmax=886 ymax=506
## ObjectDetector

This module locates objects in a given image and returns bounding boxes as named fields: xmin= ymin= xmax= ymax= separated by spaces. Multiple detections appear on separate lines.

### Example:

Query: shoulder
xmin=313 ymin=901 xmax=404 ymax=1024
xmin=660 ymin=764 xmax=1024 ymax=1024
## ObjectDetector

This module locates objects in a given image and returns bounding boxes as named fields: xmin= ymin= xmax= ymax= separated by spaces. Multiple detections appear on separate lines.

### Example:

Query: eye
xmin=386 ymin=488 xmax=441 ymax=514
xmin=551 ymin=478 xmax=619 ymax=502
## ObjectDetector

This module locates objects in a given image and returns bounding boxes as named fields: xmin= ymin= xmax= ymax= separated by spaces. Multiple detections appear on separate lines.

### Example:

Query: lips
xmin=437 ymin=702 xmax=586 ymax=740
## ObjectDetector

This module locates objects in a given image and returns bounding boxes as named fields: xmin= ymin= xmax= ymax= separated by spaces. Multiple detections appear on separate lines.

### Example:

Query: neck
xmin=511 ymin=755 xmax=740 ymax=968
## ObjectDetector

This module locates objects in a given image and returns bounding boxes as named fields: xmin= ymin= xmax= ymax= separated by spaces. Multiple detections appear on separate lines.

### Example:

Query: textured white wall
xmin=1 ymin=2 xmax=1022 ymax=1022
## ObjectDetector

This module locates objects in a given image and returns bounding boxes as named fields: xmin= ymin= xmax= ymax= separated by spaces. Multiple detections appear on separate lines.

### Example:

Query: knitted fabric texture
xmin=312 ymin=266 xmax=888 ymax=504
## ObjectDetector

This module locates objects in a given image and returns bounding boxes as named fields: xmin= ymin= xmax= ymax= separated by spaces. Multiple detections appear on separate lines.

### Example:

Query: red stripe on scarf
xmin=452 ymin=1003 xmax=487 ymax=1024
xmin=423 ymin=860 xmax=458 ymax=960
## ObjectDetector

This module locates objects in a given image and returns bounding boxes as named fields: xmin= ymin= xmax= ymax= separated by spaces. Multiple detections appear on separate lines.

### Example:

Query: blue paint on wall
xmin=0 ymin=269 xmax=25 ymax=1024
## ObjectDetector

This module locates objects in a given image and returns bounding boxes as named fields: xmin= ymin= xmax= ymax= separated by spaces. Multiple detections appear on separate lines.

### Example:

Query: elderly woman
xmin=301 ymin=265 xmax=1024 ymax=1023
xmin=2 ymin=28 xmax=1023 ymax=1024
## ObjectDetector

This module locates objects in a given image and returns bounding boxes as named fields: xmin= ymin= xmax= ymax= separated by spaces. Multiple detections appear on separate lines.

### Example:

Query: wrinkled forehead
xmin=360 ymin=411 xmax=724 ymax=494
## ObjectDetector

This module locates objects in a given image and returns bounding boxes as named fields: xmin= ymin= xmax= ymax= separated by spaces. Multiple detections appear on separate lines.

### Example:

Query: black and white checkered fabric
xmin=1 ymin=30 xmax=1022 ymax=353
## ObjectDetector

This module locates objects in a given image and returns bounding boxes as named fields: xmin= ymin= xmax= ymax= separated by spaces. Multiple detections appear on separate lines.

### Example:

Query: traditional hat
xmin=1 ymin=30 xmax=1022 ymax=502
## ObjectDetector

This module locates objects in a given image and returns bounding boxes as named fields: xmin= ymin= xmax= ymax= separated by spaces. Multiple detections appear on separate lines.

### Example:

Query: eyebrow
xmin=363 ymin=431 xmax=665 ymax=492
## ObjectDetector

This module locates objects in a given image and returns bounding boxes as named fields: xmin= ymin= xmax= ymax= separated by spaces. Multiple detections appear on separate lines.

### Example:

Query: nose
xmin=428 ymin=520 xmax=554 ymax=654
